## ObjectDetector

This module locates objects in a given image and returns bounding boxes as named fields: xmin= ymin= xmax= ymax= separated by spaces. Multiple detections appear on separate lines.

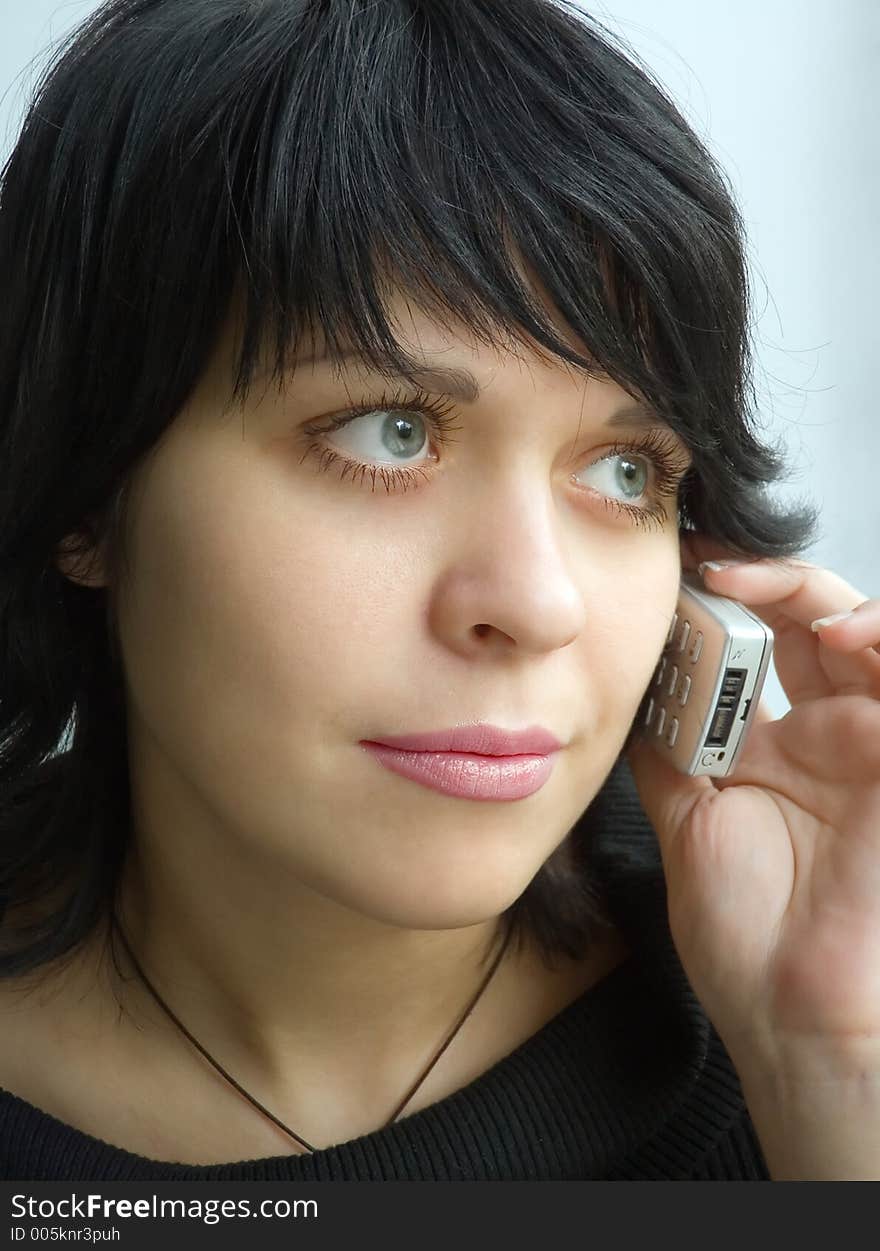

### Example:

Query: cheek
xmin=619 ymin=566 xmax=679 ymax=656
xmin=582 ymin=560 xmax=680 ymax=719
xmin=114 ymin=446 xmax=418 ymax=760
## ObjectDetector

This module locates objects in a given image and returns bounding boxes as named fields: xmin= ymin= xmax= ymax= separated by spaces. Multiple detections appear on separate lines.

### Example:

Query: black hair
xmin=0 ymin=0 xmax=820 ymax=982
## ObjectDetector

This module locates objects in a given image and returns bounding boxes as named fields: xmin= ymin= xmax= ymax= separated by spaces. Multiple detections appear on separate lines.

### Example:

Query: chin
xmin=351 ymin=881 xmax=528 ymax=934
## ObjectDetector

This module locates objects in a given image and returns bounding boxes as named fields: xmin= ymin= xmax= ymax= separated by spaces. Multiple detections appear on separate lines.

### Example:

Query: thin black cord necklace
xmin=109 ymin=913 xmax=513 ymax=1154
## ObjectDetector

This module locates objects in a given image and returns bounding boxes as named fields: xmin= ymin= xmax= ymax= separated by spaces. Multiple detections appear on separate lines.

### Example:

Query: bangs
xmin=202 ymin=0 xmax=738 ymax=448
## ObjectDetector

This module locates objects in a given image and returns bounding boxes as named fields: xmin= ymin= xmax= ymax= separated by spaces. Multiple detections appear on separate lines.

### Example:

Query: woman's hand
xmin=624 ymin=537 xmax=880 ymax=1178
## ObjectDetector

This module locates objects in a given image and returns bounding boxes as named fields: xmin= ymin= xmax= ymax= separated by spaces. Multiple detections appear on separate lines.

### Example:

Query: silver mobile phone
xmin=635 ymin=569 xmax=775 ymax=778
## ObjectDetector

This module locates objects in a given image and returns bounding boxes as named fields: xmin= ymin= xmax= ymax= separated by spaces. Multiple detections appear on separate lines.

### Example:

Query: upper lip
xmin=362 ymin=723 xmax=564 ymax=756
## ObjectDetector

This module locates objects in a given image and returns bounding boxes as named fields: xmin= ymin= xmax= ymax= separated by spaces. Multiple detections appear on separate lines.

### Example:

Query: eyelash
xmin=298 ymin=386 xmax=691 ymax=532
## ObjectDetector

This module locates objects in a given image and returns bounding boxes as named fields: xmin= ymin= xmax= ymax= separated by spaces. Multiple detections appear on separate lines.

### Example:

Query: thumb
xmin=624 ymin=729 xmax=717 ymax=871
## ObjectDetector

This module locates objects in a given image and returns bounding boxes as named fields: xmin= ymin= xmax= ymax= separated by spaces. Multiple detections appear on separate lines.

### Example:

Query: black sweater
xmin=0 ymin=760 xmax=770 ymax=1181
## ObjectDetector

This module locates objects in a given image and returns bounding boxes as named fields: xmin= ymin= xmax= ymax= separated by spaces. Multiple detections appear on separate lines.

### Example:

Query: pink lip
xmin=361 ymin=723 xmax=564 ymax=756
xmin=360 ymin=744 xmax=559 ymax=801
xmin=358 ymin=723 xmax=564 ymax=802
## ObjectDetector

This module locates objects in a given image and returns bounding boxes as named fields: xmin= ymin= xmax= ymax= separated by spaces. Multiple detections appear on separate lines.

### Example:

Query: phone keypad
xmin=644 ymin=615 xmax=705 ymax=749
xmin=643 ymin=697 xmax=680 ymax=747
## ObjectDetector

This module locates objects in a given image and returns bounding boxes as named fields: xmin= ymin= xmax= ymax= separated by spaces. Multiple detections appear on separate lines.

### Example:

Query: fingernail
xmin=698 ymin=560 xmax=742 ymax=576
xmin=811 ymin=610 xmax=854 ymax=631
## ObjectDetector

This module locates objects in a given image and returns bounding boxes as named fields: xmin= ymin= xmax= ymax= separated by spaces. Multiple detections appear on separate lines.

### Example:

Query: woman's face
xmin=71 ymin=289 xmax=692 ymax=932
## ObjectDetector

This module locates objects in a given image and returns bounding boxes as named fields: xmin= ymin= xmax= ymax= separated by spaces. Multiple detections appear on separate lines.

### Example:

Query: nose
xmin=429 ymin=470 xmax=589 ymax=656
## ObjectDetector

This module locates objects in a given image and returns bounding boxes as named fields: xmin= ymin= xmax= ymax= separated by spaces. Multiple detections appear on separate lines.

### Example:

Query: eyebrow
xmin=297 ymin=347 xmax=678 ymax=437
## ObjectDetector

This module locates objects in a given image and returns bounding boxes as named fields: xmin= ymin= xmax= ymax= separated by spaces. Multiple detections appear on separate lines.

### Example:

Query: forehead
xmin=288 ymin=274 xmax=606 ymax=395
xmin=213 ymin=253 xmax=676 ymax=429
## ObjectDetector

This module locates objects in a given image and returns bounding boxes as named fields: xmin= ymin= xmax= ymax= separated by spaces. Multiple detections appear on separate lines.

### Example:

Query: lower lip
xmin=360 ymin=744 xmax=559 ymax=801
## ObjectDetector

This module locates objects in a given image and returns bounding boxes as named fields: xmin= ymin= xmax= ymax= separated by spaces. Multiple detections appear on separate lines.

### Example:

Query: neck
xmin=110 ymin=837 xmax=513 ymax=1093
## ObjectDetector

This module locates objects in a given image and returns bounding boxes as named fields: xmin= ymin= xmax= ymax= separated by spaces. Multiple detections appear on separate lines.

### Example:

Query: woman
xmin=1 ymin=0 xmax=878 ymax=1181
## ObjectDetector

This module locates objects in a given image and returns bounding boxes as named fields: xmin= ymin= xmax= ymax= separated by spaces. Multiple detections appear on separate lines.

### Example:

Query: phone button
xmin=666 ymin=717 xmax=679 ymax=747
xmin=654 ymin=706 xmax=667 ymax=735
xmin=666 ymin=612 xmax=678 ymax=645
xmin=666 ymin=664 xmax=679 ymax=696
xmin=689 ymin=631 xmax=704 ymax=663
xmin=643 ymin=696 xmax=655 ymax=727
xmin=676 ymin=620 xmax=691 ymax=651
xmin=655 ymin=657 xmax=667 ymax=687
xmin=678 ymin=674 xmax=692 ymax=705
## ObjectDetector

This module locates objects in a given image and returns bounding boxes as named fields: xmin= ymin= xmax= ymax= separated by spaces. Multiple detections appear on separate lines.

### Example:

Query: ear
xmin=55 ymin=526 xmax=110 ymax=589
